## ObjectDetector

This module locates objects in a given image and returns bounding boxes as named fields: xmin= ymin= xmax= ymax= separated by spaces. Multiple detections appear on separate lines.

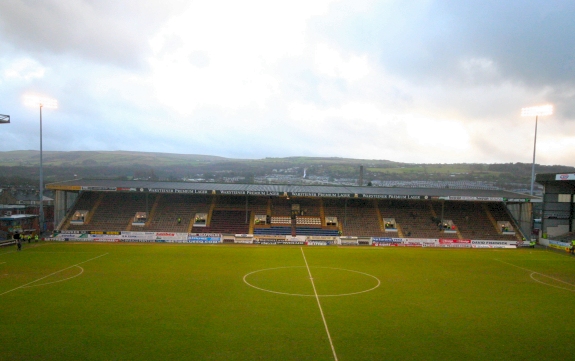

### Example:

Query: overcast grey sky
xmin=1 ymin=0 xmax=573 ymax=165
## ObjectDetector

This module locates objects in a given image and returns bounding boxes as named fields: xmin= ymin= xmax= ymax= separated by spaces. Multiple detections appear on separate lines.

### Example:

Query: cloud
xmin=1 ymin=0 xmax=574 ymax=167
xmin=0 ymin=0 xmax=188 ymax=69
xmin=316 ymin=1 xmax=575 ymax=87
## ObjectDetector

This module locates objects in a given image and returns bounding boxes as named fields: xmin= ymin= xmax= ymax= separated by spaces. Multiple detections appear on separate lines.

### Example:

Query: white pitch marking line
xmin=495 ymin=259 xmax=575 ymax=288
xmin=529 ymin=272 xmax=575 ymax=292
xmin=243 ymin=266 xmax=381 ymax=297
xmin=22 ymin=266 xmax=84 ymax=288
xmin=301 ymin=247 xmax=338 ymax=361
xmin=0 ymin=253 xmax=108 ymax=296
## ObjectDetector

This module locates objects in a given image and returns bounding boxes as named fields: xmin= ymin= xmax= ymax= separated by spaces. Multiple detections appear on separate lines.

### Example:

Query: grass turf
xmin=1 ymin=242 xmax=574 ymax=360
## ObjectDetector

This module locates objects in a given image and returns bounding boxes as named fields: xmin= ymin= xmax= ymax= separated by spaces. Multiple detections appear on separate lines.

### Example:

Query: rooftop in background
xmin=46 ymin=179 xmax=540 ymax=203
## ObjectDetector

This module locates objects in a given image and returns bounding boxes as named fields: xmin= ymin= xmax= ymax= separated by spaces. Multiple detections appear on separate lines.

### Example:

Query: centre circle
xmin=243 ymin=266 xmax=380 ymax=297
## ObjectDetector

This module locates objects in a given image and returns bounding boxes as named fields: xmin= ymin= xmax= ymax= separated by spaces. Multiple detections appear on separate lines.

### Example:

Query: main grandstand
xmin=47 ymin=179 xmax=537 ymax=246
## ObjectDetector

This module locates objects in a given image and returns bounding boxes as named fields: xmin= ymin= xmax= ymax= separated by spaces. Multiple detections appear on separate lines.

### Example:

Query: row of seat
xmin=62 ymin=192 xmax=520 ymax=239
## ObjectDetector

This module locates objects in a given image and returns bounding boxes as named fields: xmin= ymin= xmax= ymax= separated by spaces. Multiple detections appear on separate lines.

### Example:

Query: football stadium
xmin=2 ymin=176 xmax=575 ymax=360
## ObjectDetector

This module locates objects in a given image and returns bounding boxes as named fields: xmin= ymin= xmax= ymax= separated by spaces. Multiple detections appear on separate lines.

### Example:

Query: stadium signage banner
xmin=54 ymin=233 xmax=119 ymax=242
xmin=439 ymin=196 xmax=504 ymax=202
xmin=404 ymin=239 xmax=436 ymax=247
xmin=549 ymin=240 xmax=570 ymax=251
xmin=472 ymin=240 xmax=512 ymax=244
xmin=287 ymin=236 xmax=307 ymax=244
xmin=154 ymin=232 xmax=188 ymax=242
xmin=234 ymin=234 xmax=254 ymax=244
xmin=176 ymin=189 xmax=209 ymax=194
xmin=289 ymin=192 xmax=320 ymax=197
xmin=87 ymin=235 xmax=120 ymax=242
xmin=372 ymin=237 xmax=402 ymax=243
xmin=339 ymin=236 xmax=358 ymax=245
xmin=245 ymin=191 xmax=282 ymax=196
xmin=80 ymin=186 xmax=117 ymax=191
xmin=187 ymin=235 xmax=221 ymax=243
xmin=438 ymin=239 xmax=471 ymax=248
xmin=340 ymin=239 xmax=359 ymax=245
xmin=147 ymin=188 xmax=209 ymax=194
xmin=471 ymin=240 xmax=517 ymax=248
xmin=555 ymin=173 xmax=575 ymax=181
xmin=305 ymin=241 xmax=332 ymax=246
xmin=319 ymin=193 xmax=355 ymax=198
xmin=52 ymin=232 xmax=83 ymax=241
xmin=252 ymin=236 xmax=305 ymax=245
xmin=308 ymin=236 xmax=337 ymax=241
xmin=253 ymin=236 xmax=286 ymax=245
xmin=439 ymin=239 xmax=471 ymax=244
xmin=122 ymin=232 xmax=156 ymax=241
xmin=361 ymin=194 xmax=424 ymax=199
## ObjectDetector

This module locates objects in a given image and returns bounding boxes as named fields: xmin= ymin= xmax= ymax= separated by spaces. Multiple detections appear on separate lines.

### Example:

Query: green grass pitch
xmin=1 ymin=242 xmax=575 ymax=360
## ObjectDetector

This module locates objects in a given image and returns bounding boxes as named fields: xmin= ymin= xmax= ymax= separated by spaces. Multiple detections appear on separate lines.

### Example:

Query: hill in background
xmin=1 ymin=150 xmax=574 ymax=194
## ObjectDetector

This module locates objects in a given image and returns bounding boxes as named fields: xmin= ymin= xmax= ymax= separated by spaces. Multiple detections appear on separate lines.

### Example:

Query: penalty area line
xmin=495 ymin=258 xmax=575 ymax=290
xmin=301 ymin=247 xmax=338 ymax=361
xmin=0 ymin=253 xmax=108 ymax=296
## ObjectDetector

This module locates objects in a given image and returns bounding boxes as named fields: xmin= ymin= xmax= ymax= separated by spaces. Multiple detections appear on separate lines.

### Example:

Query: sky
xmin=1 ymin=0 xmax=574 ymax=166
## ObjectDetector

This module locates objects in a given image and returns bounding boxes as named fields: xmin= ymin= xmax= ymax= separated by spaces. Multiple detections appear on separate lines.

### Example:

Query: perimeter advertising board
xmin=155 ymin=232 xmax=188 ymax=243
xmin=337 ymin=236 xmax=358 ymax=245
xmin=254 ymin=235 xmax=285 ymax=245
xmin=549 ymin=240 xmax=570 ymax=251
xmin=122 ymin=231 xmax=156 ymax=242
xmin=234 ymin=234 xmax=254 ymax=244
xmin=438 ymin=239 xmax=472 ymax=248
xmin=372 ymin=238 xmax=437 ymax=247
xmin=372 ymin=237 xmax=403 ymax=245
xmin=471 ymin=240 xmax=517 ymax=248
xmin=52 ymin=231 xmax=121 ymax=242
xmin=188 ymin=233 xmax=221 ymax=243
xmin=305 ymin=236 xmax=334 ymax=245
xmin=404 ymin=239 xmax=437 ymax=247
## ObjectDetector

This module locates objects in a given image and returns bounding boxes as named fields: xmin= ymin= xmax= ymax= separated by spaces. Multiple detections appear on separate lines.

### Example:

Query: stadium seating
xmin=145 ymin=194 xmax=210 ymax=232
xmin=67 ymin=192 xmax=147 ymax=231
xmin=378 ymin=200 xmax=444 ymax=238
xmin=59 ymin=192 xmax=525 ymax=240
xmin=325 ymin=198 xmax=384 ymax=237
xmin=194 ymin=210 xmax=249 ymax=234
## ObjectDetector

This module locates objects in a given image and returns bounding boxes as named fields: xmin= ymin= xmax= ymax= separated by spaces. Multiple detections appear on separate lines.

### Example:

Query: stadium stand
xmin=49 ymin=180 xmax=537 ymax=240
xmin=67 ymin=192 xmax=147 ymax=232
xmin=194 ymin=210 xmax=249 ymax=234
xmin=145 ymin=194 xmax=210 ymax=232
xmin=378 ymin=200 xmax=444 ymax=239
xmin=325 ymin=198 xmax=384 ymax=237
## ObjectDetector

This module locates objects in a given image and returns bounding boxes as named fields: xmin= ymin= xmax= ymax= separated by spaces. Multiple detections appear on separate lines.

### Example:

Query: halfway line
xmin=0 ymin=253 xmax=109 ymax=296
xmin=301 ymin=247 xmax=338 ymax=361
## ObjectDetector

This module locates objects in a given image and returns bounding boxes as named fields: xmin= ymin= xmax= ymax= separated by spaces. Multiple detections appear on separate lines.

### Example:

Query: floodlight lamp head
xmin=521 ymin=104 xmax=553 ymax=117
xmin=23 ymin=95 xmax=58 ymax=109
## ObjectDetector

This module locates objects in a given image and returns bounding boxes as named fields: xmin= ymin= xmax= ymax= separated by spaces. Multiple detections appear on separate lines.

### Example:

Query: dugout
xmin=535 ymin=173 xmax=575 ymax=241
